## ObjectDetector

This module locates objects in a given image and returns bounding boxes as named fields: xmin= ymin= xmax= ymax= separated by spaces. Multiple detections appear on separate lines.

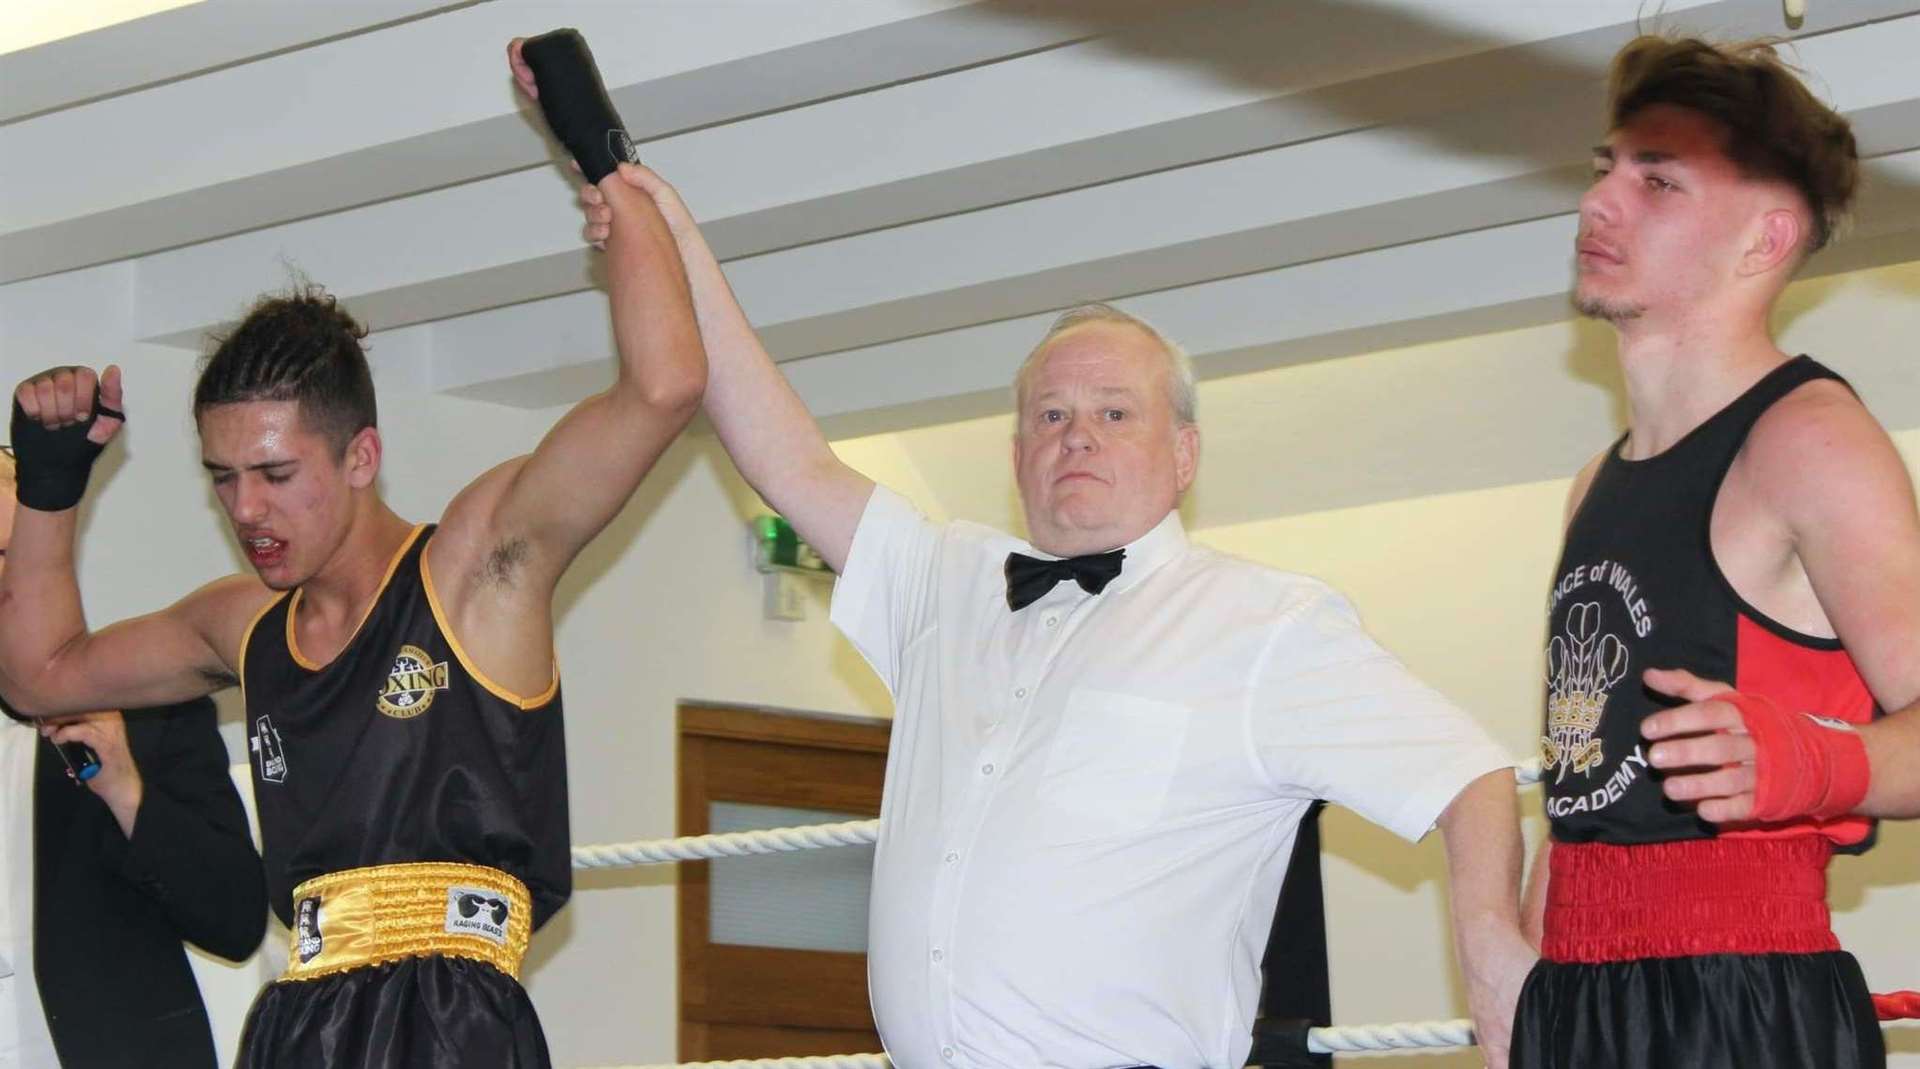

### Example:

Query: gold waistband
xmin=281 ymin=862 xmax=531 ymax=983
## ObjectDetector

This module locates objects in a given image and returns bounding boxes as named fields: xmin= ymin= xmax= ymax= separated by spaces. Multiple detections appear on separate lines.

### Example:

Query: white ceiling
xmin=5 ymin=0 xmax=1919 ymax=529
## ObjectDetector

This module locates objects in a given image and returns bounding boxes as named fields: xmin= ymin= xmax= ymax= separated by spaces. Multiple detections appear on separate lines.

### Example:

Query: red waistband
xmin=1541 ymin=837 xmax=1837 ymax=963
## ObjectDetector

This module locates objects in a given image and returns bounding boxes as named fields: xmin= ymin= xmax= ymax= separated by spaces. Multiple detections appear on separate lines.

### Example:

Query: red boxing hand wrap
xmin=1876 ymin=991 xmax=1920 ymax=1022
xmin=1713 ymin=690 xmax=1870 ymax=822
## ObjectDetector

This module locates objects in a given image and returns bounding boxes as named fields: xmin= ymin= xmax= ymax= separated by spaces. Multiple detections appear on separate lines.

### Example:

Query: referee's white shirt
xmin=831 ymin=486 xmax=1512 ymax=1069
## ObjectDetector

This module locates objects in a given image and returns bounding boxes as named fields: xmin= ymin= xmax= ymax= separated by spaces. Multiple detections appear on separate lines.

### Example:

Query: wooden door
xmin=678 ymin=703 xmax=890 ymax=1060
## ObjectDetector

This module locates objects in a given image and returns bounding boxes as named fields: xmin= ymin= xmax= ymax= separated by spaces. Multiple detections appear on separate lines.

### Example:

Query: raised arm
xmin=509 ymin=35 xmax=868 ymax=569
xmin=434 ymin=157 xmax=706 ymax=597
xmin=562 ymin=153 xmax=874 ymax=570
xmin=1 ymin=368 xmax=268 ymax=716
xmin=579 ymin=163 xmax=873 ymax=571
xmin=0 ymin=542 xmax=264 ymax=716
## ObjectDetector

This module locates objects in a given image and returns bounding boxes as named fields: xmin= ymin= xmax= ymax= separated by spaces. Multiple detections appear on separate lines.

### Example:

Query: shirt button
xmin=981 ymin=763 xmax=994 ymax=776
xmin=1045 ymin=615 xmax=1058 ymax=628
xmin=1014 ymin=687 xmax=1027 ymax=699
xmin=942 ymin=1046 xmax=956 ymax=1061
xmin=944 ymin=851 xmax=960 ymax=863
xmin=931 ymin=948 xmax=945 ymax=962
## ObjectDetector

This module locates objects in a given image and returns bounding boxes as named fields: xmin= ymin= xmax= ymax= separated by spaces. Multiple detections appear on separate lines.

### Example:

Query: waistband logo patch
xmin=446 ymin=887 xmax=510 ymax=946
xmin=376 ymin=644 xmax=450 ymax=719
xmin=294 ymin=895 xmax=324 ymax=963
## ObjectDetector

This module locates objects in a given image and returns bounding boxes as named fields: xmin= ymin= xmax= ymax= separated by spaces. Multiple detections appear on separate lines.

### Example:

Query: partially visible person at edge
xmin=0 ymin=142 xmax=705 ymax=1068
xmin=1516 ymin=35 xmax=1916 ymax=1069
xmin=0 ymin=444 xmax=266 ymax=1068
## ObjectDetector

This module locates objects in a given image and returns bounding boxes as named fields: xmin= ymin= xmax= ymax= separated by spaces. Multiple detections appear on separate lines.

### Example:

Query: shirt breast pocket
xmin=1035 ymin=689 xmax=1192 ymax=844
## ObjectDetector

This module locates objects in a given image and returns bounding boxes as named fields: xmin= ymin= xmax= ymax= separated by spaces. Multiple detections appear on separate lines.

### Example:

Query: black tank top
xmin=241 ymin=524 xmax=572 ymax=928
xmin=1542 ymin=356 xmax=1877 ymax=849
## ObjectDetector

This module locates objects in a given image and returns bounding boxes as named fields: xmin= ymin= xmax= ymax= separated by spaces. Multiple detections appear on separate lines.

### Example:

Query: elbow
xmin=659 ymin=367 xmax=709 ymax=417
xmin=632 ymin=361 xmax=707 ymax=422
xmin=199 ymin=869 xmax=269 ymax=962
xmin=0 ymin=676 xmax=56 ymax=720
xmin=0 ymin=649 xmax=38 ymax=716
xmin=201 ymin=918 xmax=266 ymax=964
xmin=0 ymin=631 xmax=88 ymax=718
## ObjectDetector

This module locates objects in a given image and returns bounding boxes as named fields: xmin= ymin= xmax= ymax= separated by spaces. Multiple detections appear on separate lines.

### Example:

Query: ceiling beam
xmin=2 ymin=0 xmax=1159 ymax=285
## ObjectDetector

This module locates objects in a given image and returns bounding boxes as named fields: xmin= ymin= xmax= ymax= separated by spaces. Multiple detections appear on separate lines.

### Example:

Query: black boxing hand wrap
xmin=521 ymin=29 xmax=636 ymax=184
xmin=10 ymin=398 xmax=123 ymax=512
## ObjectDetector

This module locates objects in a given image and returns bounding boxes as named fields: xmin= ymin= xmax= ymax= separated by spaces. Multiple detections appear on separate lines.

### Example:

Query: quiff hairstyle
xmin=1608 ymin=35 xmax=1858 ymax=253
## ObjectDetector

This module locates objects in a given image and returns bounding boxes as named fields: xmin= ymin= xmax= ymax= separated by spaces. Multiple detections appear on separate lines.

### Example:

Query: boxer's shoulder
xmin=1740 ymin=375 xmax=1902 ymax=516
xmin=1746 ymin=374 xmax=1876 ymax=452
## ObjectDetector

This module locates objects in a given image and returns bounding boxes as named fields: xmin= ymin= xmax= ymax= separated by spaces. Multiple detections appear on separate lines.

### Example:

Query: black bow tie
xmin=1004 ymin=549 xmax=1126 ymax=611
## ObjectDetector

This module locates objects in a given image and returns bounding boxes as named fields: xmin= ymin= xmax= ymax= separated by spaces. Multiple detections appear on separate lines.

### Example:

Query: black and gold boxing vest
xmin=241 ymin=524 xmax=571 ymax=928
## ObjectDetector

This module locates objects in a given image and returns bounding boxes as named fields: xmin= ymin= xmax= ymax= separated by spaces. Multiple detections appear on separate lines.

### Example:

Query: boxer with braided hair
xmin=0 ymin=126 xmax=704 ymax=1069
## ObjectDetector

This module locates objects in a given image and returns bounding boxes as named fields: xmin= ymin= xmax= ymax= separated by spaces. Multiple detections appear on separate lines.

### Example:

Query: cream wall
xmin=3 ymin=252 xmax=1917 ymax=1066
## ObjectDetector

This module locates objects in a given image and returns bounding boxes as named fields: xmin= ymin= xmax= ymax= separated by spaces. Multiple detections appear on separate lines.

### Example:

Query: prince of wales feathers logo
xmin=1543 ymin=602 xmax=1630 ymax=784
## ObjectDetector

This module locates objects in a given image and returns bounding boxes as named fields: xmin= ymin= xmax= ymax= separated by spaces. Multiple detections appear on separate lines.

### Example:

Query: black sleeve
xmin=109 ymin=699 xmax=268 ymax=962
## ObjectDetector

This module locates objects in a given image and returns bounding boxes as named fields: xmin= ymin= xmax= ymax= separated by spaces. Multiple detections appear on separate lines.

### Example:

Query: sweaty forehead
xmin=198 ymin=401 xmax=321 ymax=461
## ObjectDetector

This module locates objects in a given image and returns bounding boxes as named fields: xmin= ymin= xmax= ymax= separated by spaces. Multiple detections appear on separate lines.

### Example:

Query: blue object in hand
xmin=56 ymin=740 xmax=100 ymax=783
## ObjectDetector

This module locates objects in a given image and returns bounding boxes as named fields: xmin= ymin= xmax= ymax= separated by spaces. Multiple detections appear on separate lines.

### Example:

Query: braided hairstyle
xmin=194 ymin=284 xmax=376 ymax=456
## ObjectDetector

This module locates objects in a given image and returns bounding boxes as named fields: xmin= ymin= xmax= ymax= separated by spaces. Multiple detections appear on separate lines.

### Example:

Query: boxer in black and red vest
xmin=1515 ymin=35 xmax=1918 ymax=1069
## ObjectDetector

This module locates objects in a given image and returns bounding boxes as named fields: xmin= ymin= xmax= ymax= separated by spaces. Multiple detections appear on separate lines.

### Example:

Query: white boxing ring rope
xmin=571 ymin=757 xmax=1915 ymax=1067
xmin=569 ymin=762 xmax=1546 ymax=871
xmin=571 ymin=818 xmax=883 ymax=869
